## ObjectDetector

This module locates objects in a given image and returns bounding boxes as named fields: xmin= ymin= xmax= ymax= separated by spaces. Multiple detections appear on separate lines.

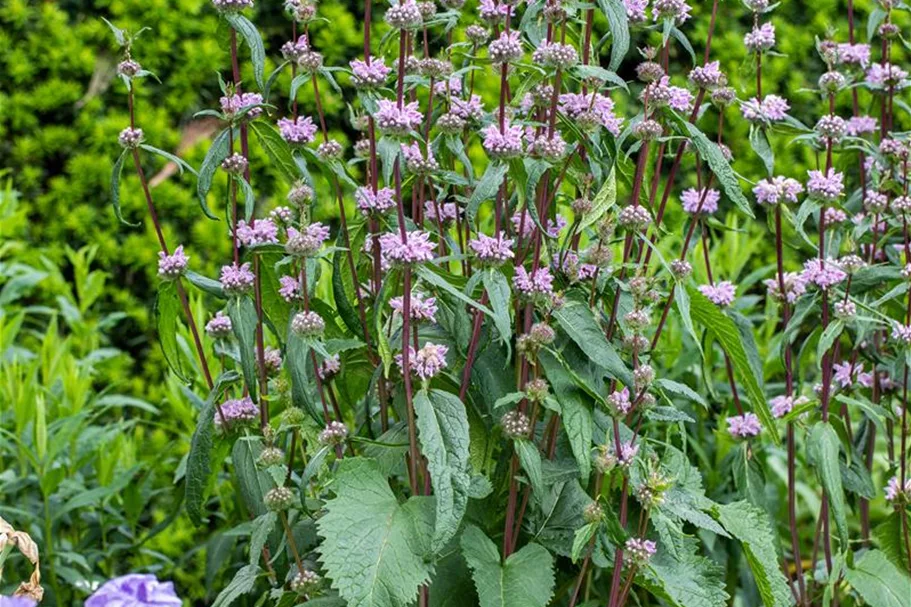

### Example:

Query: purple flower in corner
xmin=396 ymin=342 xmax=449 ymax=380
xmin=0 ymin=598 xmax=37 ymax=607
xmin=157 ymin=245 xmax=189 ymax=280
xmin=698 ymin=281 xmax=736 ymax=307
xmin=214 ymin=397 xmax=260 ymax=431
xmin=741 ymin=95 xmax=789 ymax=124
xmin=86 ymin=573 xmax=182 ymax=607
xmin=681 ymin=188 xmax=720 ymax=214
xmin=220 ymin=262 xmax=256 ymax=295
xmin=727 ymin=413 xmax=762 ymax=438
xmin=469 ymin=232 xmax=515 ymax=266
xmin=277 ymin=116 xmax=318 ymax=145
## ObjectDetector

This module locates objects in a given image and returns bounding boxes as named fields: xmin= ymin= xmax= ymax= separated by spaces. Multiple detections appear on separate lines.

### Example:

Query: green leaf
xmin=732 ymin=442 xmax=766 ymax=507
xmin=139 ymin=144 xmax=198 ymax=175
xmin=197 ymin=128 xmax=231 ymax=220
xmin=808 ymin=422 xmax=850 ymax=548
xmin=671 ymin=116 xmax=753 ymax=218
xmin=377 ymin=136 xmax=399 ymax=185
xmin=868 ymin=8 xmax=889 ymax=42
xmin=715 ymin=502 xmax=791 ymax=607
xmin=873 ymin=512 xmax=911 ymax=572
xmin=302 ymin=445 xmax=331 ymax=486
xmin=540 ymin=351 xmax=592 ymax=481
xmin=317 ymin=458 xmax=435 ymax=607
xmin=597 ymin=0 xmax=629 ymax=72
xmin=514 ymin=439 xmax=544 ymax=498
xmin=530 ymin=480 xmax=591 ymax=557
xmin=111 ymin=150 xmax=139 ymax=227
xmin=655 ymin=378 xmax=707 ymax=408
xmin=250 ymin=121 xmax=301 ymax=185
xmin=186 ymin=371 xmax=241 ymax=525
xmin=233 ymin=173 xmax=256 ymax=221
xmin=845 ymin=550 xmax=911 ymax=607
xmin=841 ymin=456 xmax=875 ymax=499
xmin=571 ymin=522 xmax=597 ymax=563
xmin=249 ymin=511 xmax=277 ymax=565
xmin=101 ymin=17 xmax=126 ymax=46
xmin=674 ymin=281 xmax=702 ymax=355
xmin=289 ymin=73 xmax=310 ymax=109
xmin=572 ymin=65 xmax=628 ymax=92
xmin=185 ymin=270 xmax=226 ymax=299
xmin=57 ymin=467 xmax=139 ymax=518
xmin=749 ymin=126 xmax=774 ymax=177
xmin=648 ymin=406 xmax=695 ymax=423
xmin=460 ymin=525 xmax=555 ymax=607
xmin=643 ymin=517 xmax=729 ymax=607
xmin=414 ymin=389 xmax=471 ymax=553
xmin=228 ymin=295 xmax=259 ymax=402
xmin=257 ymin=256 xmax=290 ymax=343
xmin=552 ymin=297 xmax=631 ymax=386
xmin=513 ymin=159 xmax=550 ymax=228
xmin=482 ymin=270 xmax=513 ymax=354
xmin=416 ymin=266 xmax=494 ymax=317
xmin=494 ymin=392 xmax=525 ymax=410
xmin=817 ymin=319 xmax=844 ymax=369
xmin=211 ymin=564 xmax=260 ymax=607
xmin=287 ymin=331 xmax=322 ymax=420
xmin=224 ymin=14 xmax=265 ymax=90
xmin=467 ymin=161 xmax=508 ymax=225
xmin=332 ymin=234 xmax=364 ymax=339
xmin=669 ymin=26 xmax=696 ymax=65
xmin=157 ymin=281 xmax=187 ymax=381
xmin=233 ymin=437 xmax=274 ymax=516
xmin=579 ymin=168 xmax=616 ymax=232
xmin=687 ymin=286 xmax=776 ymax=442
xmin=835 ymin=393 xmax=891 ymax=435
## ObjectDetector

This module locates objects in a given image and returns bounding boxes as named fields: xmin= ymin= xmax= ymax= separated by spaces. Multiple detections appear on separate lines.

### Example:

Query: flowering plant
xmin=102 ymin=0 xmax=911 ymax=605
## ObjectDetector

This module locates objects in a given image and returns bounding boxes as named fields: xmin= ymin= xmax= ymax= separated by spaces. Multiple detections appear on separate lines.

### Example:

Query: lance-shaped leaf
xmin=749 ymin=126 xmax=775 ymax=177
xmin=540 ymin=351 xmax=592 ymax=481
xmin=580 ymin=168 xmax=616 ymax=232
xmin=460 ymin=525 xmax=555 ymax=607
xmin=186 ymin=370 xmax=240 ymax=525
xmin=808 ymin=421 xmax=849 ymax=547
xmin=224 ymin=14 xmax=265 ymax=90
xmin=514 ymin=439 xmax=544 ymax=498
xmin=227 ymin=295 xmax=259 ymax=402
xmin=482 ymin=269 xmax=513 ymax=354
xmin=197 ymin=128 xmax=231 ymax=220
xmin=317 ymin=458 xmax=435 ymax=607
xmin=687 ymin=286 xmax=776 ymax=442
xmin=157 ymin=281 xmax=187 ymax=381
xmin=669 ymin=115 xmax=752 ymax=218
xmin=715 ymin=502 xmax=791 ymax=607
xmin=248 ymin=511 xmax=277 ymax=565
xmin=233 ymin=437 xmax=274 ymax=517
xmin=732 ymin=442 xmax=766 ymax=508
xmin=332 ymin=227 xmax=365 ymax=340
xmin=414 ymin=389 xmax=471 ymax=553
xmin=211 ymin=564 xmax=259 ymax=607
xmin=597 ymin=0 xmax=629 ymax=72
xmin=553 ymin=296 xmax=632 ymax=386
xmin=250 ymin=121 xmax=301 ymax=185
xmin=139 ymin=144 xmax=198 ymax=175
xmin=467 ymin=161 xmax=508 ymax=224
xmin=111 ymin=150 xmax=140 ymax=227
